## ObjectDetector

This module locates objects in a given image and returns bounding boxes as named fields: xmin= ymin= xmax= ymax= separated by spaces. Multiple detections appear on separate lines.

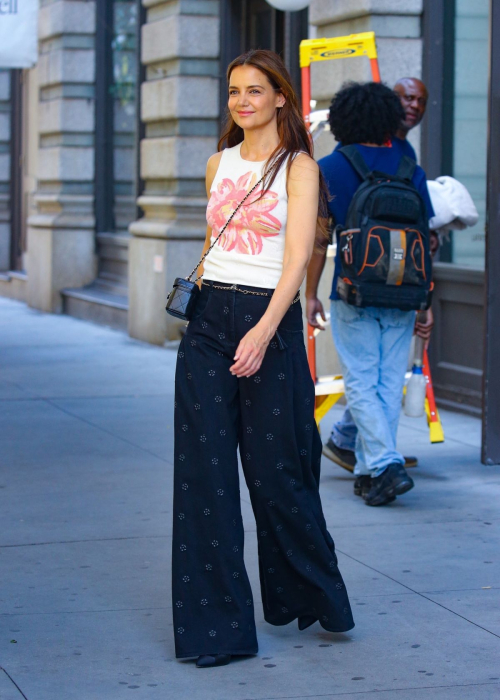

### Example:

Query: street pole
xmin=481 ymin=0 xmax=500 ymax=464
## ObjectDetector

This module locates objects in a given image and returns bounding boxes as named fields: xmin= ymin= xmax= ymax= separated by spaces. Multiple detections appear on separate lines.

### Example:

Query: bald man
xmin=393 ymin=77 xmax=429 ymax=160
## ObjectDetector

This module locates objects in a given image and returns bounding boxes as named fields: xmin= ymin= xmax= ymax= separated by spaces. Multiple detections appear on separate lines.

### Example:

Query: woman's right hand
xmin=306 ymin=296 xmax=326 ymax=329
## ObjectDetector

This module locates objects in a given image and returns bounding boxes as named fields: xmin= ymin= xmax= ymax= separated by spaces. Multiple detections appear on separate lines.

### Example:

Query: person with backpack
xmin=306 ymin=81 xmax=435 ymax=507
xmin=322 ymin=77 xmax=435 ymax=476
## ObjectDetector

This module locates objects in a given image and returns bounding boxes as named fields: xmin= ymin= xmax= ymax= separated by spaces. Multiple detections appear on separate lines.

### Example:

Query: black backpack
xmin=335 ymin=145 xmax=433 ymax=311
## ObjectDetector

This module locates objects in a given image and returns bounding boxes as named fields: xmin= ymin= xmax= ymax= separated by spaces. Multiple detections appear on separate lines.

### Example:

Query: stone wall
xmin=27 ymin=0 xmax=97 ymax=313
xmin=128 ymin=0 xmax=220 ymax=344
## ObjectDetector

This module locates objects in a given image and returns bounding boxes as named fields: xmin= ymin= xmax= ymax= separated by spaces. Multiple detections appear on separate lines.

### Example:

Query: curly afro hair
xmin=328 ymin=81 xmax=405 ymax=145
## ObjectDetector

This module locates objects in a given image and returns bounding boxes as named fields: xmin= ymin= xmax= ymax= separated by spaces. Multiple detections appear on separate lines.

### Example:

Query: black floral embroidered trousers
xmin=172 ymin=281 xmax=354 ymax=659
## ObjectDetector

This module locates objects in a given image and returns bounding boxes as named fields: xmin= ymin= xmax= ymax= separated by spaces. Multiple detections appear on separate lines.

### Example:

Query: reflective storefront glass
xmin=451 ymin=0 xmax=489 ymax=267
xmin=111 ymin=0 xmax=138 ymax=233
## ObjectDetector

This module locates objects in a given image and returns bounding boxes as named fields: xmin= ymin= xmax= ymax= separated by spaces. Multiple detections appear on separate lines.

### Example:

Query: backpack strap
xmin=339 ymin=145 xmax=371 ymax=181
xmin=396 ymin=155 xmax=417 ymax=182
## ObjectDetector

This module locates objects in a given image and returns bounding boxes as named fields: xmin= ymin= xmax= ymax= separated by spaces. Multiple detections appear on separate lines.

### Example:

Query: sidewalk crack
xmin=0 ymin=667 xmax=29 ymax=699
xmin=0 ymin=534 xmax=170 ymax=549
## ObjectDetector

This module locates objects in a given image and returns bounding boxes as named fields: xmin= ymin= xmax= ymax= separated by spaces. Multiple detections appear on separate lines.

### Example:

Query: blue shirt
xmin=335 ymin=137 xmax=417 ymax=161
xmin=319 ymin=144 xmax=435 ymax=300
xmin=393 ymin=136 xmax=417 ymax=161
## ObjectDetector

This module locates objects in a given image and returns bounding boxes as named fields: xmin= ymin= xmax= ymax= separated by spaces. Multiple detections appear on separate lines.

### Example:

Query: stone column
xmin=128 ymin=0 xmax=219 ymax=344
xmin=27 ymin=0 xmax=97 ymax=313
xmin=310 ymin=0 xmax=424 ymax=160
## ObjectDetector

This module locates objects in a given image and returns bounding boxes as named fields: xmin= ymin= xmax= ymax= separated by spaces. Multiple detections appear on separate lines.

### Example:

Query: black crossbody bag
xmin=165 ymin=176 xmax=263 ymax=321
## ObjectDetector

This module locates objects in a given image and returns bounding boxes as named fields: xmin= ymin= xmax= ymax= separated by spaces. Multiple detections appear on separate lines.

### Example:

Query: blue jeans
xmin=331 ymin=408 xmax=357 ymax=452
xmin=330 ymin=300 xmax=415 ymax=477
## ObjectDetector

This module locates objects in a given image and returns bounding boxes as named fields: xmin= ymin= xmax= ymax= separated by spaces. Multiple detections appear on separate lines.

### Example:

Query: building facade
xmin=0 ymin=0 xmax=497 ymax=428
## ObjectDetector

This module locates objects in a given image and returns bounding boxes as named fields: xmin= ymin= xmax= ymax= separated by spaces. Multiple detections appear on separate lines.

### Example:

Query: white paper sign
xmin=0 ymin=0 xmax=39 ymax=68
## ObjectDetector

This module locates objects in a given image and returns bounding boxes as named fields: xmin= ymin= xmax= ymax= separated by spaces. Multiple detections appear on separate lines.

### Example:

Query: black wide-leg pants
xmin=172 ymin=282 xmax=354 ymax=659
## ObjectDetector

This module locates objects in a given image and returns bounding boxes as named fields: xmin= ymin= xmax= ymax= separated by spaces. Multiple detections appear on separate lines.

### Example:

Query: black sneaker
xmin=322 ymin=438 xmax=355 ymax=473
xmin=353 ymin=475 xmax=372 ymax=497
xmin=364 ymin=463 xmax=414 ymax=507
xmin=355 ymin=475 xmax=396 ymax=503
xmin=391 ymin=463 xmax=416 ymax=496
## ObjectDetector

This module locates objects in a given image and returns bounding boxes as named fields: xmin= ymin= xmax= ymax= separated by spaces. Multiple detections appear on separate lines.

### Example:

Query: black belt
xmin=202 ymin=281 xmax=300 ymax=304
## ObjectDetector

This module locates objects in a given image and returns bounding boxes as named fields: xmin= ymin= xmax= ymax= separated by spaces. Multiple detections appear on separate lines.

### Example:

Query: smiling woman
xmin=171 ymin=49 xmax=355 ymax=669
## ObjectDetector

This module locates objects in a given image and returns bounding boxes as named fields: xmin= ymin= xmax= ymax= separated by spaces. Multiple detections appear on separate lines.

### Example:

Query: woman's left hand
xmin=230 ymin=321 xmax=274 ymax=378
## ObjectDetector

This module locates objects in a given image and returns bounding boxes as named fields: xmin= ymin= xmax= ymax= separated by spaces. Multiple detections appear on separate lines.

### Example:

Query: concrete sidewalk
xmin=0 ymin=297 xmax=499 ymax=700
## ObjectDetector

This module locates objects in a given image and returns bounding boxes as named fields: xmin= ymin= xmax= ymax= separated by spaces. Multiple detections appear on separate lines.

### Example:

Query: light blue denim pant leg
xmin=331 ymin=408 xmax=357 ymax=451
xmin=330 ymin=300 xmax=415 ymax=477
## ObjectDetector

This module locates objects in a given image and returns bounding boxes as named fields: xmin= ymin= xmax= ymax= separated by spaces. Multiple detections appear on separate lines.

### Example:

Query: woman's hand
xmin=230 ymin=320 xmax=274 ymax=378
xmin=306 ymin=296 xmax=326 ymax=329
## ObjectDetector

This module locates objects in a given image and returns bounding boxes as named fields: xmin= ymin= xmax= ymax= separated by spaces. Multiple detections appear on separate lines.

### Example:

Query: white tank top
xmin=204 ymin=142 xmax=289 ymax=289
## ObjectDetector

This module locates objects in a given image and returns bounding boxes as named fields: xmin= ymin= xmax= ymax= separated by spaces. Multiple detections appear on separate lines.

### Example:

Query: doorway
xmin=219 ymin=0 xmax=308 ymax=125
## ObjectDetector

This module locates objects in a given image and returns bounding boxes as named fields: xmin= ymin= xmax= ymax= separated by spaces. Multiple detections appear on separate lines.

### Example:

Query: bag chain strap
xmin=186 ymin=176 xmax=264 ymax=283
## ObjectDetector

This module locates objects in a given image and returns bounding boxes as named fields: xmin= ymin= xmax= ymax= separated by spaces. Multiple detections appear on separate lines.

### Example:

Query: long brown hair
xmin=219 ymin=49 xmax=328 ymax=224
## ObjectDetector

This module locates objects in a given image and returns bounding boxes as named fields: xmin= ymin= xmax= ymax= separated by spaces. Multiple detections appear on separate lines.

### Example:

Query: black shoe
xmin=298 ymin=615 xmax=317 ymax=631
xmin=354 ymin=475 xmax=372 ymax=498
xmin=355 ymin=475 xmax=395 ymax=503
xmin=196 ymin=654 xmax=231 ymax=668
xmin=391 ymin=463 xmax=416 ymax=496
xmin=322 ymin=439 xmax=355 ymax=473
xmin=364 ymin=463 xmax=414 ymax=507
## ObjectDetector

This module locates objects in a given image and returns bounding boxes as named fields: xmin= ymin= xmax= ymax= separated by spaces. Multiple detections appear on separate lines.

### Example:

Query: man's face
xmin=394 ymin=79 xmax=428 ymax=131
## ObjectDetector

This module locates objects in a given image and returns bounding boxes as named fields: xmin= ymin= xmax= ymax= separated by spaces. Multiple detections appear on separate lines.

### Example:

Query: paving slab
xmin=336 ymin=519 xmax=500 ymax=593
xmin=50 ymin=395 xmax=175 ymax=461
xmin=425 ymin=588 xmax=500 ymax=636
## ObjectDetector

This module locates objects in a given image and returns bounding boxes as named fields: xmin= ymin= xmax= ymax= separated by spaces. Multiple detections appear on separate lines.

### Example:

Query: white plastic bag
xmin=427 ymin=176 xmax=479 ymax=232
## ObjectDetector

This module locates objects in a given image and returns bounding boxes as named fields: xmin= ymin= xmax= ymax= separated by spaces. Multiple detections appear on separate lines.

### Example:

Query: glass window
xmin=95 ymin=0 xmax=138 ymax=236
xmin=111 ymin=0 xmax=138 ymax=233
xmin=451 ymin=0 xmax=489 ymax=267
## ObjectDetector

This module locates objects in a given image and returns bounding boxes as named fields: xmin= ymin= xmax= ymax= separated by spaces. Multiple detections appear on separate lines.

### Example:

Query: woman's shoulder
xmin=207 ymin=151 xmax=223 ymax=170
xmin=206 ymin=151 xmax=224 ymax=186
xmin=206 ymin=143 xmax=242 ymax=175
xmin=289 ymin=151 xmax=318 ymax=176
xmin=287 ymin=152 xmax=319 ymax=197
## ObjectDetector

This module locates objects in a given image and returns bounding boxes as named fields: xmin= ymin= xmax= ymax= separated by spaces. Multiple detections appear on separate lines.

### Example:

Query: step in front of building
xmin=62 ymin=284 xmax=128 ymax=332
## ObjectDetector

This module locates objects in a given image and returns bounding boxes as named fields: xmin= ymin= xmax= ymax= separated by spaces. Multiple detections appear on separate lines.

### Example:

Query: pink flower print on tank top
xmin=207 ymin=171 xmax=281 ymax=255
